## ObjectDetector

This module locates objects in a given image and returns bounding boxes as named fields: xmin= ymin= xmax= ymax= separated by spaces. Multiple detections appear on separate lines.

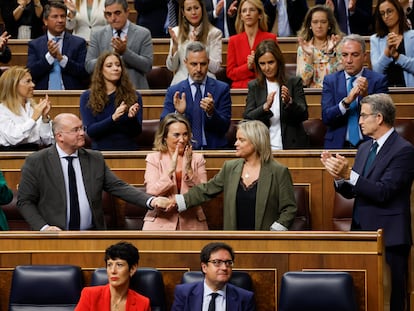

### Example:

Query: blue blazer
xmin=321 ymin=69 xmax=388 ymax=149
xmin=27 ymin=32 xmax=88 ymax=90
xmin=336 ymin=131 xmax=414 ymax=247
xmin=370 ymin=30 xmax=414 ymax=87
xmin=161 ymin=77 xmax=232 ymax=149
xmin=171 ymin=281 xmax=255 ymax=311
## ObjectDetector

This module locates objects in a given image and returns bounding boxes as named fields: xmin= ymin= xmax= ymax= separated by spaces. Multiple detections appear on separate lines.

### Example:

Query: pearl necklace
xmin=244 ymin=172 xmax=250 ymax=179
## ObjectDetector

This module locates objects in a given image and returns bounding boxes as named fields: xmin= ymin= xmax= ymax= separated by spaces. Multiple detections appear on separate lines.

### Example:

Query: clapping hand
xmin=263 ymin=91 xmax=276 ymax=111
xmin=227 ymin=0 xmax=238 ymax=17
xmin=128 ymin=103 xmax=140 ymax=118
xmin=200 ymin=93 xmax=214 ymax=115
xmin=173 ymin=91 xmax=187 ymax=114
xmin=247 ymin=50 xmax=255 ymax=70
xmin=112 ymin=101 xmax=128 ymax=121
xmin=298 ymin=37 xmax=313 ymax=56
xmin=320 ymin=151 xmax=349 ymax=180
xmin=0 ymin=31 xmax=10 ymax=50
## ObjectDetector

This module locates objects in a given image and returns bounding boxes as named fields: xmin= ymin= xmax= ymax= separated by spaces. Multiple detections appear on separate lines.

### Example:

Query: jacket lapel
xmin=255 ymin=162 xmax=272 ymax=229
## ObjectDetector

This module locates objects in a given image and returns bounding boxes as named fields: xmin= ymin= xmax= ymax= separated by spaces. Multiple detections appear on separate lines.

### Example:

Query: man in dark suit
xmin=321 ymin=93 xmax=414 ymax=311
xmin=171 ymin=242 xmax=256 ymax=311
xmin=321 ymin=34 xmax=388 ymax=149
xmin=17 ymin=113 xmax=167 ymax=231
xmin=26 ymin=2 xmax=88 ymax=90
xmin=161 ymin=41 xmax=232 ymax=149
xmin=205 ymin=0 xmax=238 ymax=37
xmin=315 ymin=0 xmax=373 ymax=35
xmin=263 ymin=0 xmax=309 ymax=36
xmin=134 ymin=0 xmax=168 ymax=38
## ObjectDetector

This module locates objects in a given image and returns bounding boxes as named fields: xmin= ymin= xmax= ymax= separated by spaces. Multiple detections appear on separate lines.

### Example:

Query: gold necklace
xmin=111 ymin=296 xmax=125 ymax=311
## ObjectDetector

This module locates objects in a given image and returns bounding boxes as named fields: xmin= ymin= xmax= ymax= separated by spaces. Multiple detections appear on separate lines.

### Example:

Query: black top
xmin=236 ymin=179 xmax=258 ymax=230
xmin=386 ymin=38 xmax=406 ymax=87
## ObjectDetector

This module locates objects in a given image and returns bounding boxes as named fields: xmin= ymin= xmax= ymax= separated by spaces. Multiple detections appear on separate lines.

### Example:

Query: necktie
xmin=208 ymin=293 xmax=219 ymax=311
xmin=362 ymin=142 xmax=378 ymax=176
xmin=167 ymin=0 xmax=177 ymax=27
xmin=48 ymin=37 xmax=62 ymax=90
xmin=347 ymin=76 xmax=360 ymax=147
xmin=336 ymin=0 xmax=348 ymax=34
xmin=65 ymin=156 xmax=80 ymax=230
xmin=192 ymin=82 xmax=203 ymax=149
xmin=116 ymin=29 xmax=122 ymax=38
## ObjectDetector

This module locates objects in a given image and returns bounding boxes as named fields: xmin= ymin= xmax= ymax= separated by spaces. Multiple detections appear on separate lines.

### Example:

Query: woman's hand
xmin=168 ymin=144 xmax=179 ymax=178
xmin=326 ymin=34 xmax=341 ymax=54
xmin=127 ymin=102 xmax=140 ymax=118
xmin=281 ymin=85 xmax=291 ymax=106
xmin=112 ymin=101 xmax=128 ymax=121
xmin=32 ymin=97 xmax=48 ymax=121
xmin=298 ymin=37 xmax=313 ymax=56
xmin=247 ymin=50 xmax=255 ymax=70
xmin=168 ymin=27 xmax=179 ymax=52
xmin=184 ymin=145 xmax=193 ymax=177
xmin=263 ymin=91 xmax=276 ymax=112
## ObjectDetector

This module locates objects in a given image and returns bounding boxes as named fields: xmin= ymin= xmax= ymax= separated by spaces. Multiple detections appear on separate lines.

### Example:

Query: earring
xmin=310 ymin=27 xmax=312 ymax=30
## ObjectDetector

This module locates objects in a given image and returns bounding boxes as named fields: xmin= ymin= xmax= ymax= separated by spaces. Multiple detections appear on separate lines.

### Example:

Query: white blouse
xmin=0 ymin=101 xmax=54 ymax=147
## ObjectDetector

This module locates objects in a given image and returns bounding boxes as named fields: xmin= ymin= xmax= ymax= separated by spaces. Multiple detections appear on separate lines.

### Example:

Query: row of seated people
xmin=7 ymin=255 xmax=359 ymax=310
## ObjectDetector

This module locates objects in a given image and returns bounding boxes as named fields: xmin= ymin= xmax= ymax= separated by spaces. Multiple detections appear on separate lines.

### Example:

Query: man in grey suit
xmin=17 ymin=113 xmax=166 ymax=231
xmin=85 ymin=0 xmax=153 ymax=89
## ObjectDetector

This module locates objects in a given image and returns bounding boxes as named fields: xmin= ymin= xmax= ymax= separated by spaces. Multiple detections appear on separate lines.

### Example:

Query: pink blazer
xmin=226 ymin=30 xmax=277 ymax=88
xmin=75 ymin=284 xmax=150 ymax=311
xmin=143 ymin=152 xmax=208 ymax=230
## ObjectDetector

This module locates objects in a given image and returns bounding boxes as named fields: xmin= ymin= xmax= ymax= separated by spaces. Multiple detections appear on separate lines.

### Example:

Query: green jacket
xmin=183 ymin=158 xmax=297 ymax=230
xmin=0 ymin=171 xmax=13 ymax=230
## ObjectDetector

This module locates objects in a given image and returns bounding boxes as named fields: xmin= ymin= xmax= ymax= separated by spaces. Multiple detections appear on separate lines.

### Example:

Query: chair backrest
xmin=91 ymin=267 xmax=167 ymax=311
xmin=303 ymin=119 xmax=327 ymax=149
xmin=181 ymin=271 xmax=253 ymax=292
xmin=333 ymin=192 xmax=354 ymax=231
xmin=146 ymin=66 xmax=173 ymax=89
xmin=278 ymin=271 xmax=358 ymax=311
xmin=290 ymin=186 xmax=311 ymax=230
xmin=394 ymin=118 xmax=414 ymax=146
xmin=9 ymin=265 xmax=83 ymax=311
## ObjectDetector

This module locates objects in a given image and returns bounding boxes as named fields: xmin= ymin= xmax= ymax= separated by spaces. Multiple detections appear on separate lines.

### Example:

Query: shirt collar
xmin=374 ymin=127 xmax=394 ymax=152
xmin=188 ymin=76 xmax=207 ymax=86
xmin=113 ymin=20 xmax=129 ymax=36
xmin=56 ymin=143 xmax=78 ymax=158
xmin=47 ymin=31 xmax=64 ymax=41
xmin=344 ymin=68 xmax=364 ymax=80
xmin=203 ymin=280 xmax=227 ymax=298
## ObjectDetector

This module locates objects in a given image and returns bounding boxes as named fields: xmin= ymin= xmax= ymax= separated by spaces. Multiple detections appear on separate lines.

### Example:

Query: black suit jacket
xmin=315 ymin=0 xmax=373 ymax=35
xmin=135 ymin=0 xmax=168 ymax=38
xmin=244 ymin=76 xmax=309 ymax=149
xmin=264 ymin=0 xmax=309 ymax=35
xmin=17 ymin=145 xmax=151 ymax=230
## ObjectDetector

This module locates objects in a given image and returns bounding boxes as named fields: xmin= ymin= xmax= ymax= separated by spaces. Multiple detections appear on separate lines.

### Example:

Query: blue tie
xmin=347 ymin=76 xmax=360 ymax=147
xmin=48 ymin=37 xmax=62 ymax=90
xmin=362 ymin=142 xmax=378 ymax=176
xmin=192 ymin=82 xmax=203 ymax=149
xmin=65 ymin=156 xmax=80 ymax=230
xmin=167 ymin=0 xmax=177 ymax=27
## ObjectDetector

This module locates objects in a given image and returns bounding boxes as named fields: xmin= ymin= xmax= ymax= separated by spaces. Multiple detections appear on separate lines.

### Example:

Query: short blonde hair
xmin=237 ymin=120 xmax=272 ymax=163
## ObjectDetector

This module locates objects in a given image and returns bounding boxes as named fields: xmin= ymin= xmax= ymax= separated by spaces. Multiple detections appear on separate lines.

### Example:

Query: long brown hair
xmin=254 ymin=40 xmax=286 ymax=87
xmin=88 ymin=51 xmax=137 ymax=115
xmin=374 ymin=0 xmax=409 ymax=37
xmin=177 ymin=0 xmax=211 ymax=44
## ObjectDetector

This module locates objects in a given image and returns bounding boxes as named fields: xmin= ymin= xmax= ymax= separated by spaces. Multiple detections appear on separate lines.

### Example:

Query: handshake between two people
xmin=150 ymin=196 xmax=178 ymax=213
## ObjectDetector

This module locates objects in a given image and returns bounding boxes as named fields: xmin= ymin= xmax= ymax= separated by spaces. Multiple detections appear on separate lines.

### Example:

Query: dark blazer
xmin=183 ymin=158 xmax=297 ymax=230
xmin=17 ymin=145 xmax=152 ymax=230
xmin=161 ymin=76 xmax=232 ymax=149
xmin=321 ymin=69 xmax=388 ymax=149
xmin=315 ymin=0 xmax=373 ymax=35
xmin=0 ymin=46 xmax=11 ymax=64
xmin=335 ymin=131 xmax=414 ymax=247
xmin=171 ymin=281 xmax=256 ymax=311
xmin=27 ymin=32 xmax=89 ymax=90
xmin=134 ymin=0 xmax=168 ymax=38
xmin=264 ymin=0 xmax=309 ymax=35
xmin=244 ymin=76 xmax=309 ymax=149
xmin=205 ymin=0 xmax=237 ymax=37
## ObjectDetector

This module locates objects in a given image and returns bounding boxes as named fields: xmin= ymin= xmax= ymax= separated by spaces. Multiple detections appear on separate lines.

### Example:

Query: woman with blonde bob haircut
xmin=143 ymin=113 xmax=208 ymax=230
xmin=163 ymin=120 xmax=297 ymax=231
xmin=0 ymin=66 xmax=53 ymax=150
xmin=226 ymin=0 xmax=277 ymax=88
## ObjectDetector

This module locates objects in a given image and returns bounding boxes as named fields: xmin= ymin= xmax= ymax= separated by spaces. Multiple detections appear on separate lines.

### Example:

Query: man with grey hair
xmin=321 ymin=93 xmax=414 ymax=311
xmin=85 ymin=0 xmax=153 ymax=89
xmin=321 ymin=34 xmax=388 ymax=149
xmin=160 ymin=41 xmax=232 ymax=149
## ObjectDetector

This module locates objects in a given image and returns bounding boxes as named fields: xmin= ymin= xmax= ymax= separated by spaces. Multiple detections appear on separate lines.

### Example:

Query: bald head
xmin=52 ymin=113 xmax=85 ymax=154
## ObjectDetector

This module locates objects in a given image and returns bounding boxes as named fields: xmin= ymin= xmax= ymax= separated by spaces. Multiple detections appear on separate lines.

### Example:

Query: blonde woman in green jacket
xmin=163 ymin=120 xmax=297 ymax=230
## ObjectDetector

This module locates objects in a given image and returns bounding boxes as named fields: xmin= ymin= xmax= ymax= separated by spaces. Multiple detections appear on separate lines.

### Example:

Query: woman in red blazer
xmin=226 ymin=0 xmax=277 ymax=88
xmin=75 ymin=242 xmax=150 ymax=311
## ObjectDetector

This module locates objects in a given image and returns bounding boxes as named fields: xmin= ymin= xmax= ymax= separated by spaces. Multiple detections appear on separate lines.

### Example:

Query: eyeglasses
xmin=104 ymin=10 xmax=123 ymax=18
xmin=60 ymin=126 xmax=86 ymax=134
xmin=380 ymin=8 xmax=395 ymax=17
xmin=207 ymin=259 xmax=234 ymax=267
xmin=359 ymin=113 xmax=377 ymax=120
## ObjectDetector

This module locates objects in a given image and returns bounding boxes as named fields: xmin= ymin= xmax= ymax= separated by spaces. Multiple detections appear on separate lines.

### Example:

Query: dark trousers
xmin=351 ymin=222 xmax=410 ymax=311
xmin=386 ymin=245 xmax=410 ymax=311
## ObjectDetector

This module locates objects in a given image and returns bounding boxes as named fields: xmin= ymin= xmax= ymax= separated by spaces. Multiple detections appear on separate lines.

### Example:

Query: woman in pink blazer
xmin=143 ymin=113 xmax=208 ymax=230
xmin=75 ymin=242 xmax=150 ymax=311
xmin=226 ymin=0 xmax=277 ymax=88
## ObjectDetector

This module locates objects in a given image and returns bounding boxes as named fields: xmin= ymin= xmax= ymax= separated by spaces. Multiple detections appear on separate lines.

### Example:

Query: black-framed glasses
xmin=207 ymin=259 xmax=234 ymax=267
